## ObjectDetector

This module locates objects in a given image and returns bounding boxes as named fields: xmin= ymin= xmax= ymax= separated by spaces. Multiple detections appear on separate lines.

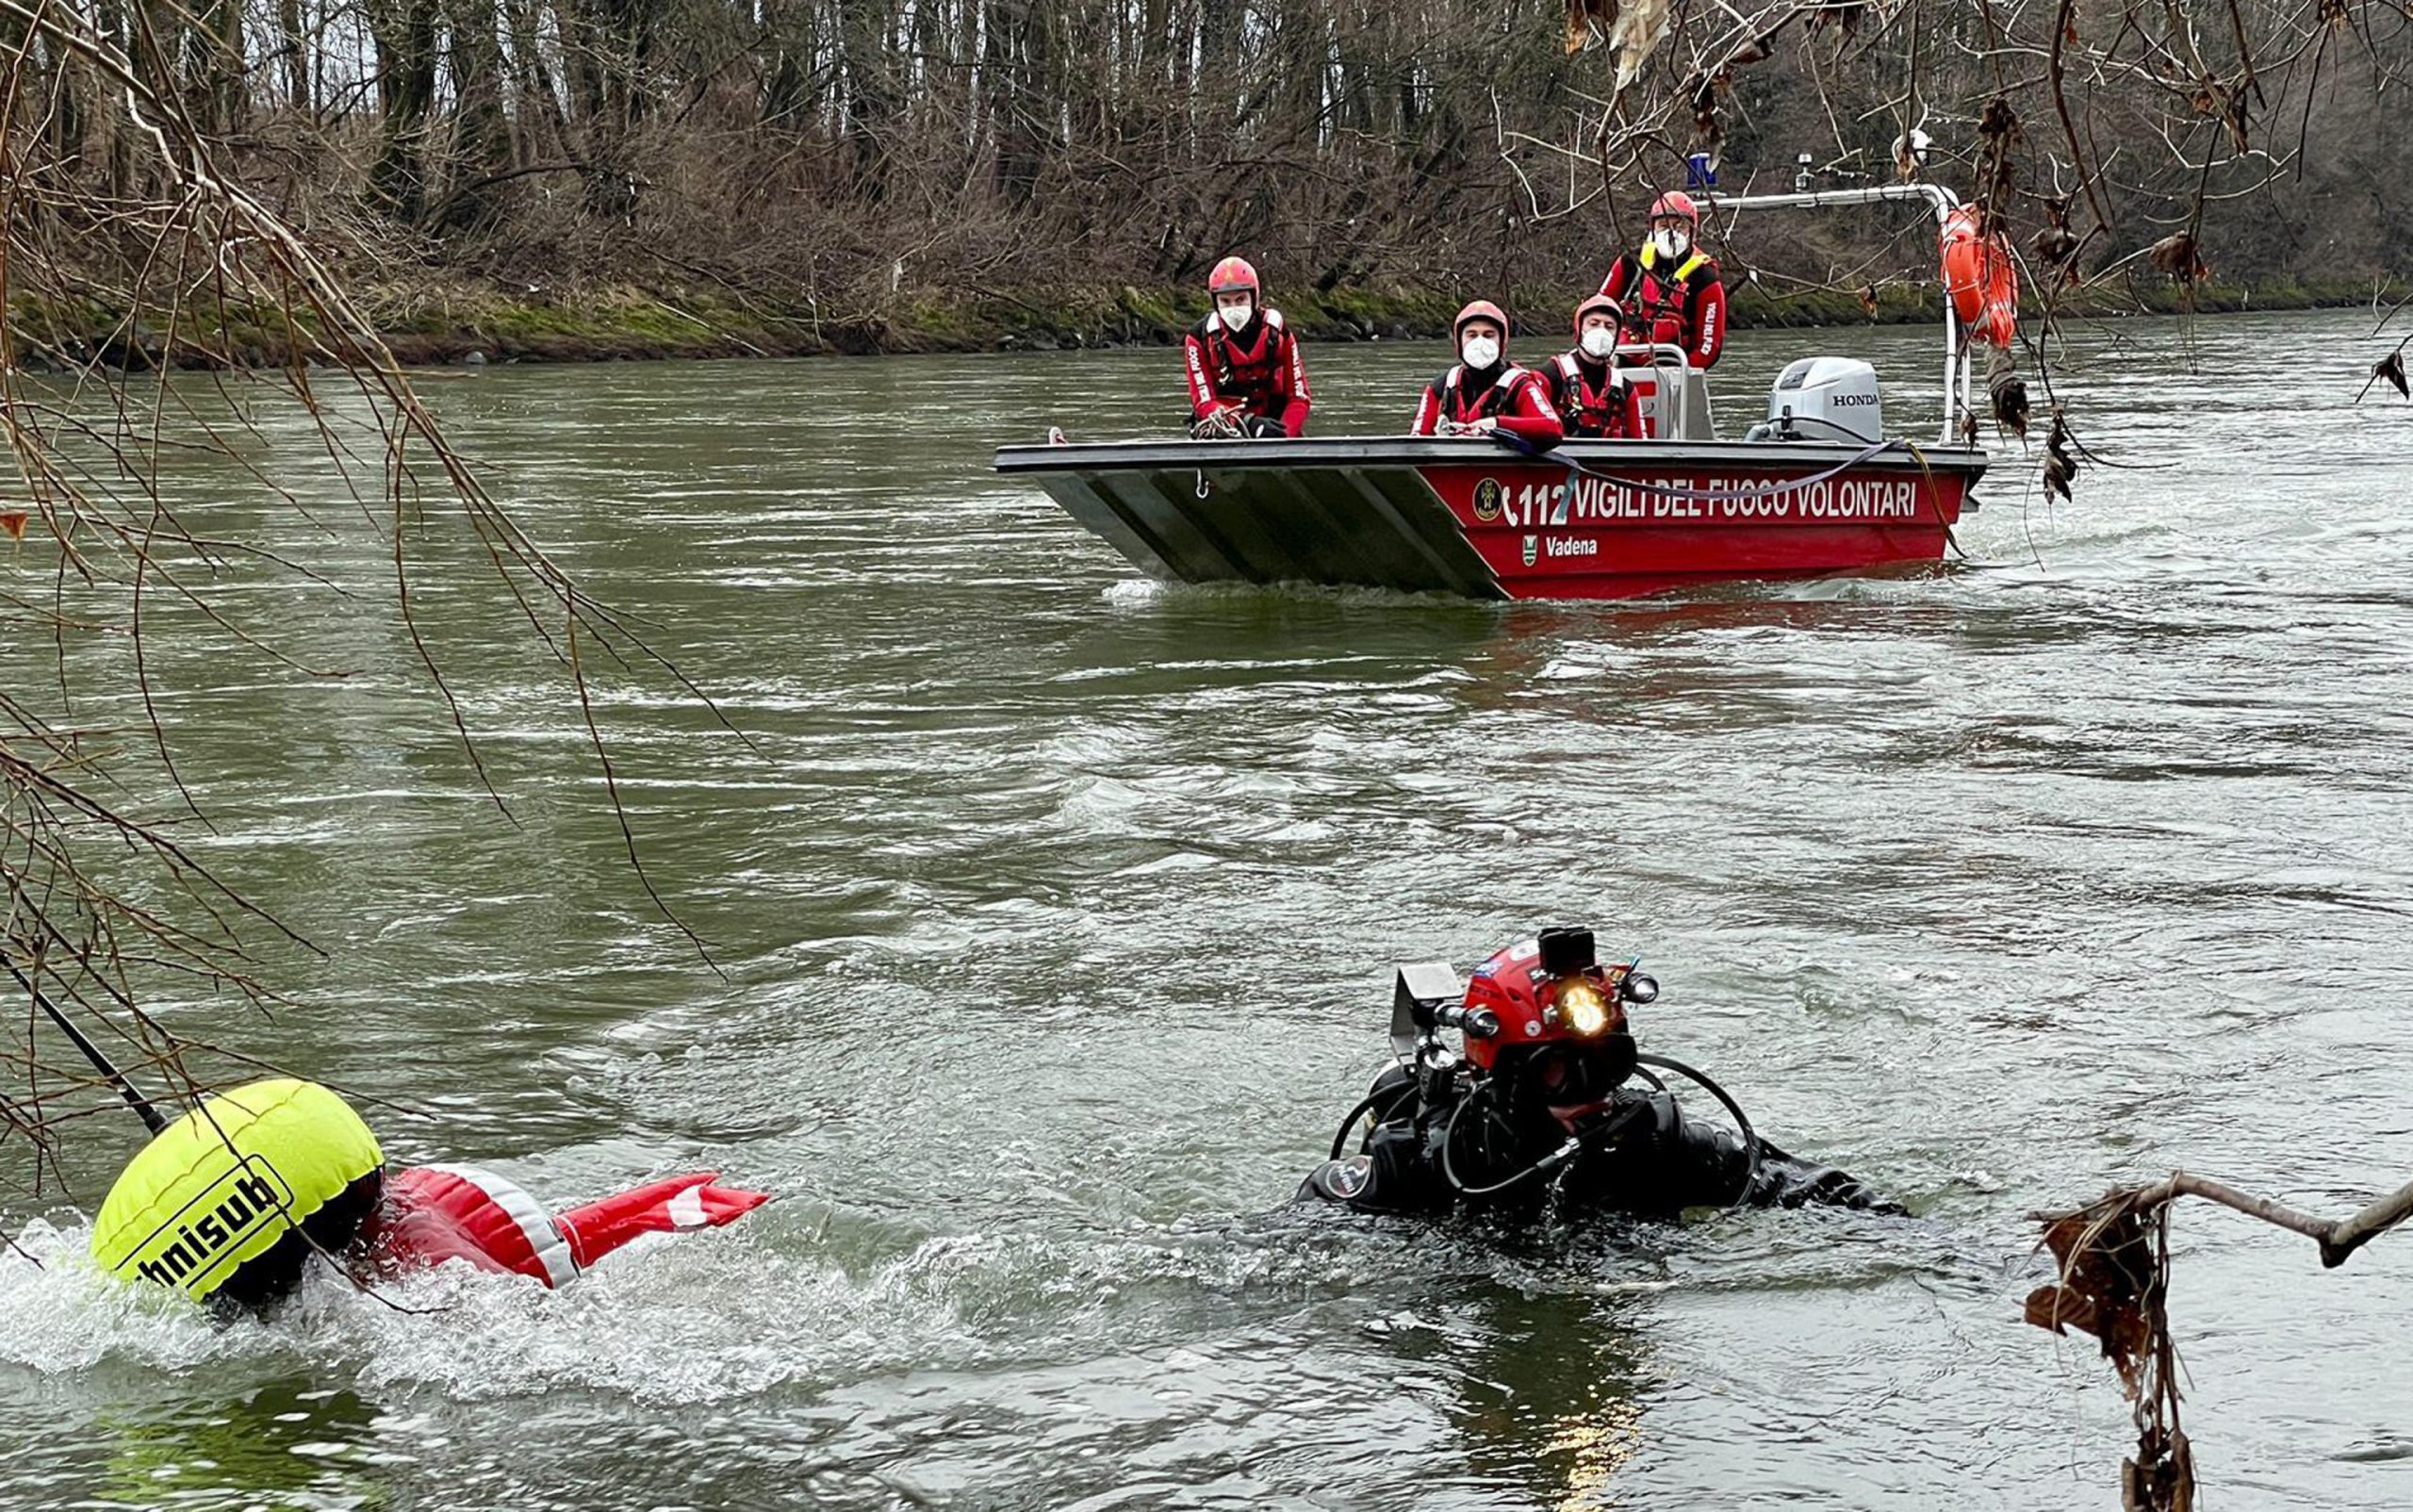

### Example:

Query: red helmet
xmin=1649 ymin=190 xmax=1701 ymax=226
xmin=1207 ymin=256 xmax=1260 ymax=296
xmin=1453 ymin=299 xmax=1510 ymax=344
xmin=1458 ymin=929 xmax=1637 ymax=1074
xmin=1572 ymin=292 xmax=1623 ymax=335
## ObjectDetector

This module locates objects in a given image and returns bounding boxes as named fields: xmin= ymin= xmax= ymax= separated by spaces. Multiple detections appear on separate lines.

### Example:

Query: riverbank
xmin=8 ymin=273 xmax=2395 ymax=370
xmin=362 ymin=272 xmax=2407 ymax=363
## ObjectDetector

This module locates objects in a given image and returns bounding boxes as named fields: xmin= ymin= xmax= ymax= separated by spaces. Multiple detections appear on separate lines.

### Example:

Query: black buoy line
xmin=8 ymin=961 xmax=169 ymax=1134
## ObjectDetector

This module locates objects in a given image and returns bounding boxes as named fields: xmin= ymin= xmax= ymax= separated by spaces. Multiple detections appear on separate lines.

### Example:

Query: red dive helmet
xmin=1453 ymin=299 xmax=1510 ymax=343
xmin=1207 ymin=256 xmax=1260 ymax=296
xmin=1649 ymin=190 xmax=1701 ymax=226
xmin=1572 ymin=292 xmax=1623 ymax=335
xmin=1459 ymin=926 xmax=1647 ymax=1075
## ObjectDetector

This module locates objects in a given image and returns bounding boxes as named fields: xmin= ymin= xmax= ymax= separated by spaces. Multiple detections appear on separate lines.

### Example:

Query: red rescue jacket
xmin=1411 ymin=363 xmax=1565 ymax=443
xmin=1600 ymin=245 xmax=1727 ymax=370
xmin=1183 ymin=310 xmax=1311 ymax=435
xmin=1542 ymin=353 xmax=1648 ymax=439
xmin=364 ymin=1164 xmax=767 ymax=1288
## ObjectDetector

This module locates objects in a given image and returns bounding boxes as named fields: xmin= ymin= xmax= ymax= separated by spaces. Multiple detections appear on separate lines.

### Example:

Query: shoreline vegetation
xmin=8 ymin=274 xmax=2395 ymax=371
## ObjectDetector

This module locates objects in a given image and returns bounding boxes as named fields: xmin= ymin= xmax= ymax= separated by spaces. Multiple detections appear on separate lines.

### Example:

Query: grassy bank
xmin=8 ymin=273 xmax=2395 ymax=370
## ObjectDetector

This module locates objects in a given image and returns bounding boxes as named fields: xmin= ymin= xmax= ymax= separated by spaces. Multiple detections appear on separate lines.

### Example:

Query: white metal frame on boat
xmin=1707 ymin=182 xmax=1973 ymax=444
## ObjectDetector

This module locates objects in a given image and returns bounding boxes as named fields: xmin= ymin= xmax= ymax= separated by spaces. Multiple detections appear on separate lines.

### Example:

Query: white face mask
xmin=1651 ymin=227 xmax=1691 ymax=260
xmin=1580 ymin=326 xmax=1617 ymax=359
xmin=1460 ymin=335 xmax=1501 ymax=370
xmin=1219 ymin=301 xmax=1254 ymax=332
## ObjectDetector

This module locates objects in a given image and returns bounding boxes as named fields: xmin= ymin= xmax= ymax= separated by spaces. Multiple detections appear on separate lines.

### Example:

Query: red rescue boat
xmin=995 ymin=183 xmax=2006 ymax=602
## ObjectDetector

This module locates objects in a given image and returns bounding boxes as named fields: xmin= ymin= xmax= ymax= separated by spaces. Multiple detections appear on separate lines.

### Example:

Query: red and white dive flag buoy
xmin=370 ymin=1164 xmax=770 ymax=1288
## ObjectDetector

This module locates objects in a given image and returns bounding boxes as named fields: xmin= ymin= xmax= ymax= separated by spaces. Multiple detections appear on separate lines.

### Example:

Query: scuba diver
xmin=85 ymin=1076 xmax=767 ymax=1310
xmin=1411 ymin=301 xmax=1565 ymax=443
xmin=1542 ymin=294 xmax=1649 ymax=440
xmin=1600 ymin=190 xmax=1728 ymax=371
xmin=1183 ymin=255 xmax=1312 ymax=438
xmin=1302 ymin=928 xmax=1899 ymax=1218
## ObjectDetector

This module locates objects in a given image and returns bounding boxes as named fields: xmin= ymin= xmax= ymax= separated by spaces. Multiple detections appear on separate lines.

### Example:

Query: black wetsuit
xmin=1301 ymin=1065 xmax=1900 ymax=1218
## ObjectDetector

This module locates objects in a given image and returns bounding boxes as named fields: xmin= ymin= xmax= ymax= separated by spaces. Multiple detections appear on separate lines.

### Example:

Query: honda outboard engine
xmin=1745 ymin=356 xmax=1883 ymax=444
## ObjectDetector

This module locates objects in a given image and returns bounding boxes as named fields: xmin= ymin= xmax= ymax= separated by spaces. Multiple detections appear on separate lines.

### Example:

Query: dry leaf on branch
xmin=1987 ymin=348 xmax=2029 ymax=438
xmin=1610 ymin=0 xmax=1670 ymax=90
xmin=2026 ymin=1193 xmax=2162 ymax=1387
xmin=1563 ymin=0 xmax=1614 ymax=56
xmin=2030 ymin=195 xmax=2081 ymax=286
xmin=2031 ymin=225 xmax=2081 ymax=280
xmin=2027 ymin=1189 xmax=2192 ymax=1512
xmin=1974 ymin=98 xmax=2022 ymax=219
xmin=2043 ymin=408 xmax=2078 ymax=501
xmin=2146 ymin=233 xmax=2209 ymax=285
xmin=1727 ymin=26 xmax=1780 ymax=67
xmin=2372 ymin=350 xmax=2408 ymax=401
xmin=1683 ymin=69 xmax=1726 ymax=154
xmin=2191 ymin=83 xmax=2252 ymax=153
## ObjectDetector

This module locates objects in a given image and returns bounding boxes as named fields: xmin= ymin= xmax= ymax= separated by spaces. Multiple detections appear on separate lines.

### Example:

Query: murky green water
xmin=5 ymin=309 xmax=2413 ymax=1509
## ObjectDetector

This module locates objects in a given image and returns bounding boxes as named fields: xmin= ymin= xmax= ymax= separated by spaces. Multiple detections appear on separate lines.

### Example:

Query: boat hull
xmin=995 ymin=437 xmax=1986 ymax=601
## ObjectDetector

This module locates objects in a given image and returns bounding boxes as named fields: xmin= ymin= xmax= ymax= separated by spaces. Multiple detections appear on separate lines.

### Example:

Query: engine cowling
xmin=1763 ymin=355 xmax=1884 ymax=444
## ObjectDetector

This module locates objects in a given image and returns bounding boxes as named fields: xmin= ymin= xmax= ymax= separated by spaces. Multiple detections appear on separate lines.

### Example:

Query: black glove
xmin=1242 ymin=415 xmax=1288 ymax=438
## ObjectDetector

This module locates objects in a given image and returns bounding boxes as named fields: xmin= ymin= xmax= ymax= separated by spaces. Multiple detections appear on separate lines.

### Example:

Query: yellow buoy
xmin=90 ymin=1078 xmax=383 ymax=1303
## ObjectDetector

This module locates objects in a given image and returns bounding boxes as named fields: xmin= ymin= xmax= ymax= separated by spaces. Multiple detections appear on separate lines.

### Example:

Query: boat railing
xmin=1710 ymin=181 xmax=1969 ymax=445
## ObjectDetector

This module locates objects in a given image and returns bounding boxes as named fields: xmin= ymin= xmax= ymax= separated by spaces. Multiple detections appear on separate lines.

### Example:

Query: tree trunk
xmin=502 ymin=0 xmax=566 ymax=160
xmin=276 ymin=0 xmax=312 ymax=113
xmin=368 ymin=0 xmax=441 ymax=220
xmin=833 ymin=0 xmax=899 ymax=199
xmin=435 ymin=0 xmax=517 ymax=231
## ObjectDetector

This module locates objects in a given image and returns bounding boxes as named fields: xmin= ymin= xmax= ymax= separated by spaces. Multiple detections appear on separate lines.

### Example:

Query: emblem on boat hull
xmin=1473 ymin=478 xmax=1503 ymax=522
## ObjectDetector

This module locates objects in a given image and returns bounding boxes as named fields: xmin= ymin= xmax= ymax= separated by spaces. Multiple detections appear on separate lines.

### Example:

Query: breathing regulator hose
xmin=1437 ymin=1082 xmax=1652 ymax=1197
xmin=1434 ymin=1052 xmax=1764 ymax=1208
xmin=1633 ymin=1051 xmax=1761 ymax=1208
xmin=1327 ymin=1082 xmax=1418 ymax=1161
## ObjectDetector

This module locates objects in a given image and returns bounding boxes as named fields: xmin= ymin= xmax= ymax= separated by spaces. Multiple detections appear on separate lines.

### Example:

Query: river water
xmin=3 ymin=309 xmax=2410 ymax=1509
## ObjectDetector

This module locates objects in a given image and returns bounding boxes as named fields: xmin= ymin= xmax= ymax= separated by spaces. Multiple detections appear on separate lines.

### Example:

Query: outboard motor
xmin=1744 ymin=356 xmax=1884 ymax=444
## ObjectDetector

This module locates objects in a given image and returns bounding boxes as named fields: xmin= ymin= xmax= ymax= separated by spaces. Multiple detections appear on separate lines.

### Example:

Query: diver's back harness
xmin=1329 ymin=1051 xmax=1763 ymax=1207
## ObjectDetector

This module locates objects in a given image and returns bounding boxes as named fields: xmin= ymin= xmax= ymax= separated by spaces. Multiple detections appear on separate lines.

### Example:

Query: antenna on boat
xmin=8 ymin=961 xmax=169 ymax=1134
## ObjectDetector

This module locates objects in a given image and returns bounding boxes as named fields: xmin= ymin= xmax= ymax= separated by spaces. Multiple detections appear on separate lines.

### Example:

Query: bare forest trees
xmin=1 ymin=0 xmax=2403 ymax=333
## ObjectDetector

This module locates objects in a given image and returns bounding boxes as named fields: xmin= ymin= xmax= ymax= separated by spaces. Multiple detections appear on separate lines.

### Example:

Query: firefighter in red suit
xmin=1600 ymin=190 xmax=1728 ymax=370
xmin=1542 ymin=294 xmax=1649 ymax=440
xmin=1183 ymin=256 xmax=1311 ymax=438
xmin=1410 ymin=301 xmax=1564 ymax=444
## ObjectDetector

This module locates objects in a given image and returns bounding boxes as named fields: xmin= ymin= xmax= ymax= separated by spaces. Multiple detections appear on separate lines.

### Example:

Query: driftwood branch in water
xmin=2027 ymin=1170 xmax=2413 ymax=1512
xmin=2112 ymin=1169 xmax=2413 ymax=1268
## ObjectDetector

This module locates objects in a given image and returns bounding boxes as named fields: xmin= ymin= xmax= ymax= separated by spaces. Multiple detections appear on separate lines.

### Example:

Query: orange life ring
xmin=1940 ymin=205 xmax=2019 ymax=347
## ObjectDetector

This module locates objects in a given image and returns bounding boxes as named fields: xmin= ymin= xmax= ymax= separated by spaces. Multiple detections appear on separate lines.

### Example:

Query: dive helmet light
xmin=1537 ymin=928 xmax=1617 ymax=1037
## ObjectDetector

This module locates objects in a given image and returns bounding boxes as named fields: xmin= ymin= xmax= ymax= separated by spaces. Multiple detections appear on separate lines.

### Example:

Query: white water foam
xmin=0 ymin=1215 xmax=992 ymax=1405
